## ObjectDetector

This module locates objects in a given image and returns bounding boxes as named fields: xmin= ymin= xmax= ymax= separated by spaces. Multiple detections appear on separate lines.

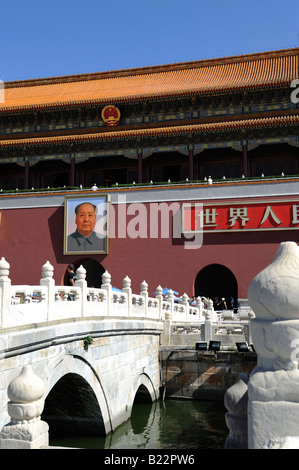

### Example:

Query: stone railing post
xmin=159 ymin=286 xmax=171 ymax=346
xmin=75 ymin=265 xmax=87 ymax=316
xmin=0 ymin=257 xmax=11 ymax=328
xmin=40 ymin=260 xmax=55 ymax=321
xmin=247 ymin=241 xmax=299 ymax=449
xmin=167 ymin=289 xmax=175 ymax=320
xmin=181 ymin=293 xmax=189 ymax=320
xmin=196 ymin=296 xmax=203 ymax=320
xmin=101 ymin=270 xmax=112 ymax=315
xmin=204 ymin=299 xmax=213 ymax=344
xmin=0 ymin=365 xmax=49 ymax=449
xmin=122 ymin=275 xmax=132 ymax=316
xmin=155 ymin=285 xmax=164 ymax=321
xmin=140 ymin=280 xmax=148 ymax=317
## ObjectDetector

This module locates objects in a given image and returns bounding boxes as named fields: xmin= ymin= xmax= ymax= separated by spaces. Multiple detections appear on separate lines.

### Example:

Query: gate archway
xmin=64 ymin=259 xmax=105 ymax=287
xmin=195 ymin=264 xmax=238 ymax=308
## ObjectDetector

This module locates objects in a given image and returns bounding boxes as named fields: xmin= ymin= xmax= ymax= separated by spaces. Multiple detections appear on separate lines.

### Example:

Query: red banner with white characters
xmin=182 ymin=200 xmax=299 ymax=233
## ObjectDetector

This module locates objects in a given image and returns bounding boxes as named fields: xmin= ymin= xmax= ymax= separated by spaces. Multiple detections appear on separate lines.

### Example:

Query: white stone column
xmin=140 ymin=280 xmax=148 ymax=317
xmin=224 ymin=372 xmax=248 ymax=449
xmin=75 ymin=265 xmax=87 ymax=316
xmin=0 ymin=257 xmax=11 ymax=329
xmin=101 ymin=270 xmax=112 ymax=315
xmin=122 ymin=275 xmax=132 ymax=316
xmin=156 ymin=285 xmax=170 ymax=345
xmin=247 ymin=241 xmax=299 ymax=449
xmin=204 ymin=299 xmax=213 ymax=344
xmin=155 ymin=285 xmax=164 ymax=320
xmin=181 ymin=293 xmax=189 ymax=320
xmin=196 ymin=296 xmax=203 ymax=320
xmin=40 ymin=260 xmax=55 ymax=321
xmin=0 ymin=365 xmax=49 ymax=449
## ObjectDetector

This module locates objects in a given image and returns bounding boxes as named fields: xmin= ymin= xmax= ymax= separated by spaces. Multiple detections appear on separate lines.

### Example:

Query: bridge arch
xmin=45 ymin=354 xmax=112 ymax=435
xmin=194 ymin=263 xmax=238 ymax=308
xmin=127 ymin=373 xmax=158 ymax=416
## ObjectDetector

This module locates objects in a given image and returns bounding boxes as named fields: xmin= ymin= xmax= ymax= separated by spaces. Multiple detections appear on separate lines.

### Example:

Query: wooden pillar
xmin=188 ymin=148 xmax=194 ymax=180
xmin=70 ymin=156 xmax=75 ymax=186
xmin=36 ymin=172 xmax=41 ymax=190
xmin=80 ymin=168 xmax=85 ymax=187
xmin=24 ymin=160 xmax=29 ymax=190
xmin=138 ymin=151 xmax=143 ymax=183
xmin=242 ymin=144 xmax=248 ymax=177
xmin=144 ymin=159 xmax=150 ymax=183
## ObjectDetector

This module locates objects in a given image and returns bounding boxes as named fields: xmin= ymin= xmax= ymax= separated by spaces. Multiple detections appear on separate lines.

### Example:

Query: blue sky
xmin=0 ymin=0 xmax=298 ymax=82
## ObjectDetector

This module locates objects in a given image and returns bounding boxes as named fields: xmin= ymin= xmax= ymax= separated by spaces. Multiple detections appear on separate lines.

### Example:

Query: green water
xmin=50 ymin=399 xmax=228 ymax=449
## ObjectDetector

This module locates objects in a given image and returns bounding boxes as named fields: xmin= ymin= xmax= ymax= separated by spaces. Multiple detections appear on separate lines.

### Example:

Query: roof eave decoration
xmin=0 ymin=115 xmax=297 ymax=149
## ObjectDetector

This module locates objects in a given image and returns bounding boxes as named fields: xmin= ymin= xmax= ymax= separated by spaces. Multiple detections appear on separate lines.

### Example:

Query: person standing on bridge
xmin=67 ymin=264 xmax=76 ymax=286
xmin=66 ymin=264 xmax=76 ymax=300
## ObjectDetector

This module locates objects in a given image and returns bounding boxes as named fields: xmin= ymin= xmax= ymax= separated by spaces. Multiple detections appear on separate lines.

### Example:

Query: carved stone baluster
xmin=75 ymin=265 xmax=86 ymax=310
xmin=122 ymin=275 xmax=131 ymax=315
xmin=224 ymin=372 xmax=248 ymax=449
xmin=101 ymin=271 xmax=112 ymax=315
xmin=140 ymin=281 xmax=148 ymax=315
xmin=155 ymin=285 xmax=163 ymax=320
xmin=0 ymin=365 xmax=49 ymax=449
xmin=181 ymin=293 xmax=189 ymax=320
xmin=40 ymin=261 xmax=55 ymax=320
xmin=0 ymin=257 xmax=11 ymax=328
xmin=247 ymin=241 xmax=299 ymax=449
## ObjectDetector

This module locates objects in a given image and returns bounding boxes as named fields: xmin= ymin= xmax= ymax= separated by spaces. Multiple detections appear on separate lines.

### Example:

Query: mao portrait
xmin=64 ymin=195 xmax=108 ymax=254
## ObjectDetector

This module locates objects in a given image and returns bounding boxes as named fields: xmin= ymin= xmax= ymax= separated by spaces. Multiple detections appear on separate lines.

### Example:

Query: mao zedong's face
xmin=75 ymin=203 xmax=97 ymax=237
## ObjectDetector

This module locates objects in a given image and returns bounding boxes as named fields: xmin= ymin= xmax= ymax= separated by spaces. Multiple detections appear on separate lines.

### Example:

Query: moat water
xmin=50 ymin=398 xmax=228 ymax=449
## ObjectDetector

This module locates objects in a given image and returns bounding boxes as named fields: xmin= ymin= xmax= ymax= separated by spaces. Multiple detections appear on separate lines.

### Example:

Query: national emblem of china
xmin=101 ymin=105 xmax=121 ymax=126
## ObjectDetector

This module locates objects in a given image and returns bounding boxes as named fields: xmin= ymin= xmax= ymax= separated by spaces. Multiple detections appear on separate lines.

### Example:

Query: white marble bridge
xmin=0 ymin=257 xmax=251 ymax=448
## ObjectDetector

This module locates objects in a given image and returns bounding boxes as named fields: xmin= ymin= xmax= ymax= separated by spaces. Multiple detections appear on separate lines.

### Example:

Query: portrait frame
xmin=63 ymin=194 xmax=109 ymax=255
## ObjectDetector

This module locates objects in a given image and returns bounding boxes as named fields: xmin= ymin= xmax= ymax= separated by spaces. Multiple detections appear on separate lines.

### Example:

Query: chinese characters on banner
xmin=182 ymin=200 xmax=299 ymax=233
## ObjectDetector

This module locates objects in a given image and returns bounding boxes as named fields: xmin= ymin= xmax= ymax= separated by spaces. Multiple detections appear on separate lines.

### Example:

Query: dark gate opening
xmin=195 ymin=264 xmax=238 ymax=309
xmin=64 ymin=259 xmax=105 ymax=288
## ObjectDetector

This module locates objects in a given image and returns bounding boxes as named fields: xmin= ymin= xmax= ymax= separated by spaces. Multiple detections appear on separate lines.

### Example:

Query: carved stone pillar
xmin=76 ymin=265 xmax=87 ymax=315
xmin=40 ymin=260 xmax=55 ymax=321
xmin=0 ymin=257 xmax=11 ymax=328
xmin=247 ymin=241 xmax=299 ymax=448
xmin=0 ymin=365 xmax=49 ymax=449
xmin=224 ymin=372 xmax=248 ymax=449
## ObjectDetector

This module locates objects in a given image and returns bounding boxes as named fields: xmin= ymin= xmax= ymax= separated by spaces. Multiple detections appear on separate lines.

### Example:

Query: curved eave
xmin=0 ymin=115 xmax=298 ymax=149
xmin=0 ymin=79 xmax=293 ymax=115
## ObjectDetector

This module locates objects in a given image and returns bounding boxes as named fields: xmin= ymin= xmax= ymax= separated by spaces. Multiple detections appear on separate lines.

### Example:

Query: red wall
xmin=1 ymin=201 xmax=298 ymax=299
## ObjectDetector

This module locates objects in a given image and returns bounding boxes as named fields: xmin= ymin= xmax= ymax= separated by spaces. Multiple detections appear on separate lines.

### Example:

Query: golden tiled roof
xmin=1 ymin=115 xmax=298 ymax=148
xmin=0 ymin=48 xmax=298 ymax=112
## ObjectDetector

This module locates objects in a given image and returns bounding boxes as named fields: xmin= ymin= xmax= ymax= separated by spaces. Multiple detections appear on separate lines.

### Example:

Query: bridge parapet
xmin=0 ymin=258 xmax=204 ymax=331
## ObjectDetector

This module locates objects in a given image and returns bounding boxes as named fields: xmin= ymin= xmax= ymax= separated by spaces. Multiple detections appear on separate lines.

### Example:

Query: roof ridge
xmin=4 ymin=47 xmax=299 ymax=89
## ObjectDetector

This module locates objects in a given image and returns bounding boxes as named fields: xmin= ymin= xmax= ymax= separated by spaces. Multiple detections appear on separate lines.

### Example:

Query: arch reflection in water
xmin=50 ymin=399 xmax=228 ymax=449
